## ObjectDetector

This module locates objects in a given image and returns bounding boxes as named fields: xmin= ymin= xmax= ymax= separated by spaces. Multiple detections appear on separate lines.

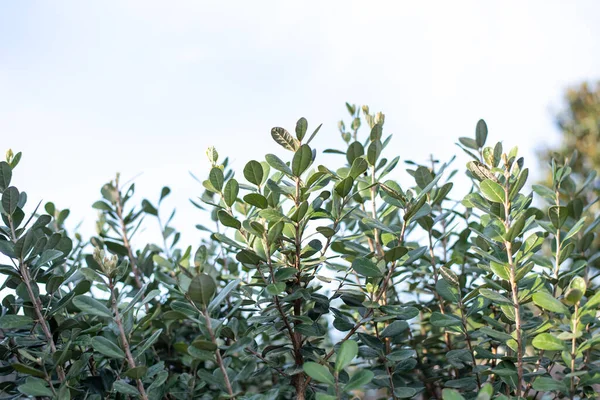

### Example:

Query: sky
xmin=1 ymin=1 xmax=600 ymax=247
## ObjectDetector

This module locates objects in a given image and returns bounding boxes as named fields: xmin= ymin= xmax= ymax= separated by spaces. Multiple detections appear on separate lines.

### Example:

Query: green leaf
xmin=188 ymin=273 xmax=216 ymax=306
xmin=335 ymin=340 xmax=358 ymax=372
xmin=548 ymin=206 xmax=568 ymax=229
xmin=467 ymin=161 xmax=496 ymax=182
xmin=2 ymin=186 xmax=19 ymax=215
xmin=265 ymin=154 xmax=292 ymax=175
xmin=236 ymin=249 xmax=262 ymax=265
xmin=532 ymin=333 xmax=565 ymax=351
xmin=395 ymin=388 xmax=418 ymax=399
xmin=436 ymin=279 xmax=460 ymax=303
xmin=384 ymin=246 xmax=408 ymax=262
xmin=266 ymin=282 xmax=286 ymax=295
xmin=209 ymin=167 xmax=224 ymax=192
xmin=414 ymin=166 xmax=433 ymax=189
xmin=292 ymin=144 xmax=313 ymax=177
xmin=134 ymin=329 xmax=163 ymax=356
xmin=349 ymin=157 xmax=368 ymax=179
xmin=564 ymin=217 xmax=586 ymax=241
xmin=303 ymin=362 xmax=335 ymax=386
xmin=0 ymin=240 xmax=15 ymax=258
xmin=12 ymin=363 xmax=46 ymax=378
xmin=532 ymin=292 xmax=569 ymax=314
xmin=217 ymin=210 xmax=241 ymax=229
xmin=36 ymin=249 xmax=64 ymax=267
xmin=475 ymin=383 xmax=494 ymax=400
xmin=442 ymin=388 xmax=466 ymax=400
xmin=124 ymin=366 xmax=148 ymax=379
xmin=366 ymin=140 xmax=382 ymax=166
xmin=208 ymin=279 xmax=241 ymax=312
xmin=244 ymin=160 xmax=264 ymax=186
xmin=564 ymin=276 xmax=586 ymax=306
xmin=223 ymin=179 xmax=239 ymax=207
xmin=532 ymin=376 xmax=567 ymax=392
xmin=0 ymin=314 xmax=33 ymax=329
xmin=351 ymin=257 xmax=382 ymax=277
xmin=271 ymin=127 xmax=299 ymax=151
xmin=346 ymin=141 xmax=364 ymax=165
xmin=479 ymin=289 xmax=512 ymax=304
xmin=344 ymin=369 xmax=374 ymax=392
xmin=113 ymin=380 xmax=140 ymax=396
xmin=334 ymin=177 xmax=354 ymax=197
xmin=475 ymin=119 xmax=488 ymax=148
xmin=509 ymin=168 xmax=528 ymax=199
xmin=18 ymin=377 xmax=54 ymax=398
xmin=459 ymin=137 xmax=478 ymax=150
xmin=490 ymin=261 xmax=510 ymax=281
xmin=430 ymin=312 xmax=461 ymax=327
xmin=72 ymin=295 xmax=112 ymax=318
xmin=439 ymin=266 xmax=459 ymax=286
xmin=258 ymin=208 xmax=288 ymax=223
xmin=0 ymin=161 xmax=11 ymax=191
xmin=381 ymin=321 xmax=409 ymax=337
xmin=480 ymin=179 xmax=505 ymax=203
xmin=91 ymin=336 xmax=126 ymax=359
xmin=295 ymin=117 xmax=308 ymax=141
xmin=370 ymin=123 xmax=382 ymax=141
xmin=386 ymin=349 xmax=416 ymax=362
xmin=243 ymin=193 xmax=268 ymax=209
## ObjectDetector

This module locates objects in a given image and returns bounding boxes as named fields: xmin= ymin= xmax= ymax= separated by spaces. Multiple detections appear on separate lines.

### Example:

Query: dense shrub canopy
xmin=0 ymin=104 xmax=599 ymax=400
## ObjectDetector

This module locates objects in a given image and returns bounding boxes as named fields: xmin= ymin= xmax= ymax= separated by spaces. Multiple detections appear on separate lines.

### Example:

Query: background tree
xmin=539 ymin=81 xmax=600 ymax=272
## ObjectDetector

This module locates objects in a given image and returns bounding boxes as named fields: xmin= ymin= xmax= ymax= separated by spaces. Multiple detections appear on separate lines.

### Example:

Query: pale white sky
xmin=1 ymin=1 xmax=599 ymax=246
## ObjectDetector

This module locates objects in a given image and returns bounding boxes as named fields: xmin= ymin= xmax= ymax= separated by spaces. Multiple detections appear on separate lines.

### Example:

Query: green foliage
xmin=1 ymin=104 xmax=599 ymax=400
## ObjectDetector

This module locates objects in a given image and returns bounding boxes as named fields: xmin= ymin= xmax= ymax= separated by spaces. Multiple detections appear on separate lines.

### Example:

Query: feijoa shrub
xmin=0 ymin=104 xmax=599 ymax=400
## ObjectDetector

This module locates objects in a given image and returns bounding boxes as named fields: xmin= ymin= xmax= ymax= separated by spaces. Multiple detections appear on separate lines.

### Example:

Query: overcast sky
xmin=1 ymin=1 xmax=599 ymax=247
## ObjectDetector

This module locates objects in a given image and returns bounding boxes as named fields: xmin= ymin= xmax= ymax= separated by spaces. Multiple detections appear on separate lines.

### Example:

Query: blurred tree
xmin=539 ymin=81 xmax=600 ymax=273
xmin=553 ymin=82 xmax=600 ymax=174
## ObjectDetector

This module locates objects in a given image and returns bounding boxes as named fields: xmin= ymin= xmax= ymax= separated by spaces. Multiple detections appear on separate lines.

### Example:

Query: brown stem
xmin=305 ymin=221 xmax=408 ymax=388
xmin=553 ymin=188 xmax=561 ymax=296
xmin=20 ymin=261 xmax=66 ymax=383
xmin=202 ymin=307 xmax=235 ymax=398
xmin=458 ymin=298 xmax=481 ymax=389
xmin=571 ymin=303 xmax=579 ymax=397
xmin=502 ymin=167 xmax=523 ymax=397
xmin=109 ymin=279 xmax=149 ymax=400
xmin=114 ymin=176 xmax=144 ymax=290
